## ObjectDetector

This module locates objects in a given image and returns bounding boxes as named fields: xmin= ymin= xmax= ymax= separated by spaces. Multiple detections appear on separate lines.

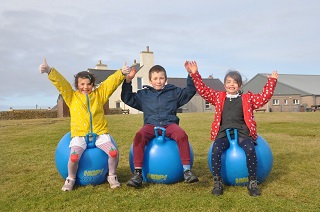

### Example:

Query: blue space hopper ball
xmin=55 ymin=132 xmax=118 ymax=186
xmin=129 ymin=127 xmax=194 ymax=184
xmin=207 ymin=129 xmax=273 ymax=186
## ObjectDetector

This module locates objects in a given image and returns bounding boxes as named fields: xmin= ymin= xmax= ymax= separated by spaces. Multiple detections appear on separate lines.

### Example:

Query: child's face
xmin=78 ymin=77 xmax=93 ymax=94
xmin=224 ymin=76 xmax=240 ymax=95
xmin=149 ymin=71 xmax=167 ymax=90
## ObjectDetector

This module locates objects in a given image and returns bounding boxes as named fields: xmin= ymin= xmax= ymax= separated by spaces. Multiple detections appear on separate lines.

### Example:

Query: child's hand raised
xmin=121 ymin=62 xmax=131 ymax=75
xmin=184 ymin=61 xmax=198 ymax=74
xmin=268 ymin=71 xmax=279 ymax=79
xmin=125 ymin=65 xmax=136 ymax=83
xmin=39 ymin=58 xmax=51 ymax=74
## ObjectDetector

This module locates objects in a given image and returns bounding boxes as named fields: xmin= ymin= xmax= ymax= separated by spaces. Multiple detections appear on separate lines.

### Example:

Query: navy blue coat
xmin=121 ymin=75 xmax=196 ymax=126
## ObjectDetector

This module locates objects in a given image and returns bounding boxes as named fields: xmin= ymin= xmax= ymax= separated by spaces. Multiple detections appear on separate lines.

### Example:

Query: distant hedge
xmin=0 ymin=108 xmax=125 ymax=120
xmin=0 ymin=110 xmax=57 ymax=120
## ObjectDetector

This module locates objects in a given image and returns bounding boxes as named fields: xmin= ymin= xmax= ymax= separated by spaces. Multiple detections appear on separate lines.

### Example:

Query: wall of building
xmin=301 ymin=96 xmax=316 ymax=108
xmin=57 ymin=95 xmax=70 ymax=118
xmin=270 ymin=94 xmax=303 ymax=112
xmin=180 ymin=95 xmax=215 ymax=113
xmin=109 ymin=47 xmax=154 ymax=114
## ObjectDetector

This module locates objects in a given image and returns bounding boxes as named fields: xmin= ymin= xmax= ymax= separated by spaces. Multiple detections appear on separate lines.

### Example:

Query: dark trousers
xmin=133 ymin=123 xmax=191 ymax=167
xmin=211 ymin=137 xmax=257 ymax=177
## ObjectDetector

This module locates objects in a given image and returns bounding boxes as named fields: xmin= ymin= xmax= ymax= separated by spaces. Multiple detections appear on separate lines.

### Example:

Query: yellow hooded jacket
xmin=48 ymin=67 xmax=125 ymax=137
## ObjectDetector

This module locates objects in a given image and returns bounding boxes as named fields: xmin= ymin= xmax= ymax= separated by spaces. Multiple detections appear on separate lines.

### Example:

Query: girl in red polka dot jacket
xmin=184 ymin=61 xmax=279 ymax=197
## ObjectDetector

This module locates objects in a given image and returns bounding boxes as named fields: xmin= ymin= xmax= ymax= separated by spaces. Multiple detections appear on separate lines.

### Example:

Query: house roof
xmin=87 ymin=69 xmax=117 ymax=85
xmin=87 ymin=68 xmax=225 ymax=91
xmin=87 ymin=62 xmax=142 ymax=85
xmin=243 ymin=73 xmax=320 ymax=95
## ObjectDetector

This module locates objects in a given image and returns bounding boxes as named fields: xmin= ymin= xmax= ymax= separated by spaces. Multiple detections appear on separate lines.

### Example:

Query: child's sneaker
xmin=247 ymin=176 xmax=261 ymax=196
xmin=62 ymin=177 xmax=75 ymax=191
xmin=183 ymin=170 xmax=199 ymax=183
xmin=107 ymin=175 xmax=121 ymax=189
xmin=212 ymin=176 xmax=223 ymax=196
xmin=126 ymin=171 xmax=143 ymax=188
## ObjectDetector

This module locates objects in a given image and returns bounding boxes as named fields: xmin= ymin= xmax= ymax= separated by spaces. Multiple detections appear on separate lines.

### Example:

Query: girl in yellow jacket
xmin=39 ymin=59 xmax=130 ymax=191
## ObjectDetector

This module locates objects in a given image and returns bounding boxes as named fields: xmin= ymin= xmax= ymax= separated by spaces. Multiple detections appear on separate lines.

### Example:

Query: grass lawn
xmin=0 ymin=112 xmax=319 ymax=211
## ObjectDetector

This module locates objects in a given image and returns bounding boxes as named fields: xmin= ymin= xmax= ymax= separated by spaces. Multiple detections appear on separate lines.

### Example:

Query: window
xmin=137 ymin=77 xmax=143 ymax=90
xmin=273 ymin=99 xmax=279 ymax=105
xmin=205 ymin=101 xmax=210 ymax=109
xmin=293 ymin=99 xmax=299 ymax=104
xmin=116 ymin=101 xmax=120 ymax=109
xmin=284 ymin=99 xmax=288 ymax=105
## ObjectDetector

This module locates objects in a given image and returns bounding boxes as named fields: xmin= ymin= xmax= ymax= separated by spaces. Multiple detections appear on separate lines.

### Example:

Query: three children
xmin=41 ymin=58 xmax=277 ymax=197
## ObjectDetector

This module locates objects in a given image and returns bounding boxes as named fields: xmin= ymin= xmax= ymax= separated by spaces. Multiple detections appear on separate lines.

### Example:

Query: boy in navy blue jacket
xmin=121 ymin=63 xmax=199 ymax=188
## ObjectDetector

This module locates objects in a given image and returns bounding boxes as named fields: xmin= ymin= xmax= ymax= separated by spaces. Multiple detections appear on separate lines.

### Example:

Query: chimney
xmin=146 ymin=46 xmax=149 ymax=52
xmin=95 ymin=60 xmax=108 ymax=70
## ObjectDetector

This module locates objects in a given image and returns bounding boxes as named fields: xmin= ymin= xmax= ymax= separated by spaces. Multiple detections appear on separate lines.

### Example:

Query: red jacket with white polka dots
xmin=191 ymin=71 xmax=277 ymax=141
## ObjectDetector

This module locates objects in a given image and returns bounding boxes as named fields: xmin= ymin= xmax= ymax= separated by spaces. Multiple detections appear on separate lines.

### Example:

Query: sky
xmin=1 ymin=0 xmax=319 ymax=111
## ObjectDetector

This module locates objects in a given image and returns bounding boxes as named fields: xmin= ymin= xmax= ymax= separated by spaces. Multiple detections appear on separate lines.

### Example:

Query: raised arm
xmin=185 ymin=60 xmax=219 ymax=105
xmin=121 ymin=65 xmax=142 ymax=110
xmin=39 ymin=58 xmax=74 ymax=106
xmin=251 ymin=71 xmax=279 ymax=109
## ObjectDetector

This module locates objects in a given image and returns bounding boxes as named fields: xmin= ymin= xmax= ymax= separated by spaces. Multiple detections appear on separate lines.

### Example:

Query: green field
xmin=1 ymin=112 xmax=319 ymax=211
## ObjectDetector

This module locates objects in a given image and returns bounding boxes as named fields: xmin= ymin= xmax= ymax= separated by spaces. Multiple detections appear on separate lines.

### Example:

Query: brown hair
xmin=148 ymin=65 xmax=167 ymax=81
xmin=224 ymin=70 xmax=243 ymax=87
xmin=74 ymin=71 xmax=95 ymax=89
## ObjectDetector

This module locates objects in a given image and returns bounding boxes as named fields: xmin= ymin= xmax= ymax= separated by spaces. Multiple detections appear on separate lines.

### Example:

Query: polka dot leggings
xmin=211 ymin=137 xmax=257 ymax=177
